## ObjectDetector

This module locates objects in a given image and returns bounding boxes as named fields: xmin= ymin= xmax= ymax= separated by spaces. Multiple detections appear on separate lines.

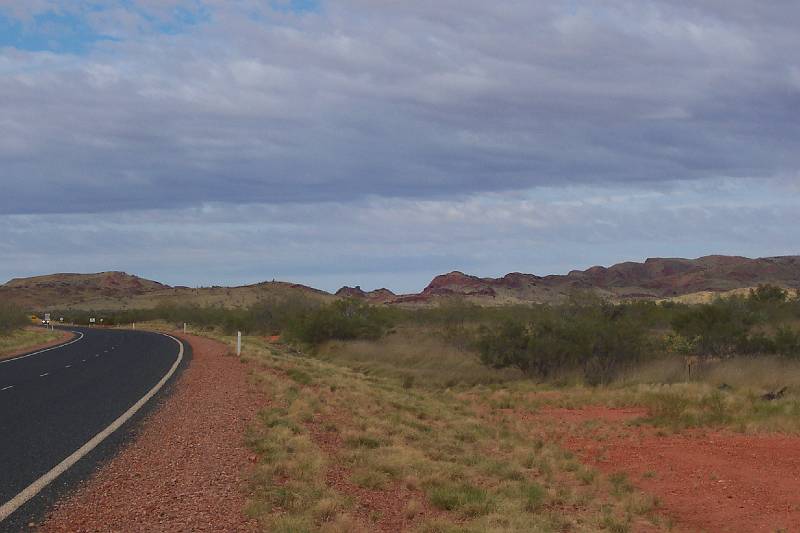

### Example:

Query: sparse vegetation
xmin=0 ymin=328 xmax=64 ymax=359
xmin=0 ymin=304 xmax=61 ymax=359
xmin=0 ymin=303 xmax=28 ymax=335
xmin=206 ymin=333 xmax=665 ymax=531
xmin=123 ymin=284 xmax=800 ymax=530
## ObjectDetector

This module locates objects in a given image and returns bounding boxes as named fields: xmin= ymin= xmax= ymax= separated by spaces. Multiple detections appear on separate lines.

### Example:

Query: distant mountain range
xmin=3 ymin=255 xmax=800 ymax=310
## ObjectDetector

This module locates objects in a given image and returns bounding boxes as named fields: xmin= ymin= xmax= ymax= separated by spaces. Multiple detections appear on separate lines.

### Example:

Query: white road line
xmin=39 ymin=373 xmax=49 ymax=377
xmin=0 ymin=332 xmax=84 ymax=365
xmin=81 ymin=359 xmax=86 ymax=363
xmin=1 ymin=386 xmax=13 ymax=391
xmin=65 ymin=365 xmax=71 ymax=368
xmin=0 ymin=333 xmax=184 ymax=523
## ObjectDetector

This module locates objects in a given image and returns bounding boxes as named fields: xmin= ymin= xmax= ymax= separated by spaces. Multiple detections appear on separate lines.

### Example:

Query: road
xmin=0 ymin=327 xmax=185 ymax=530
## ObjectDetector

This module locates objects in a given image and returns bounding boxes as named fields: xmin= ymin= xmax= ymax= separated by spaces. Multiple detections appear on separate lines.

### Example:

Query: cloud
xmin=1 ymin=179 xmax=797 ymax=292
xmin=1 ymin=1 xmax=798 ymax=289
xmin=0 ymin=0 xmax=798 ymax=216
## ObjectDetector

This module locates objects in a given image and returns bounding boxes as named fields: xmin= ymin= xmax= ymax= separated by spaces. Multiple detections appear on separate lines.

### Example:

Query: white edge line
xmin=0 ymin=331 xmax=85 ymax=365
xmin=0 ymin=333 xmax=184 ymax=523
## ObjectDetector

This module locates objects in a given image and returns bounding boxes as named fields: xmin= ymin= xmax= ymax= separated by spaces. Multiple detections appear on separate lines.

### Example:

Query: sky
xmin=1 ymin=1 xmax=798 ymax=293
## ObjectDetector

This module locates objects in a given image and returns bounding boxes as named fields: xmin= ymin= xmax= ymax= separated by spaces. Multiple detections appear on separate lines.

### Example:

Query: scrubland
xmin=132 ymin=284 xmax=800 ymax=530
xmin=220 ymin=334 xmax=667 ymax=532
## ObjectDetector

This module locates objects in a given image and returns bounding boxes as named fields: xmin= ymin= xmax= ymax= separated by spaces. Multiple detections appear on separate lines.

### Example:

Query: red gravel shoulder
xmin=40 ymin=333 xmax=263 ymax=532
xmin=527 ymin=405 xmax=800 ymax=532
xmin=0 ymin=329 xmax=75 ymax=361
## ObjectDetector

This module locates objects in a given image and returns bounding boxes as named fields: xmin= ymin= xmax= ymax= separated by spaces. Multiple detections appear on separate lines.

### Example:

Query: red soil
xmin=40 ymin=333 xmax=262 ymax=532
xmin=531 ymin=405 xmax=800 ymax=532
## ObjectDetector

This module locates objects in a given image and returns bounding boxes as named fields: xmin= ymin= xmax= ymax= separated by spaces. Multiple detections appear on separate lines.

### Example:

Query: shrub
xmin=749 ymin=284 xmax=788 ymax=304
xmin=774 ymin=326 xmax=800 ymax=358
xmin=0 ymin=304 xmax=27 ymax=335
xmin=671 ymin=301 xmax=753 ymax=356
xmin=285 ymin=299 xmax=392 ymax=345
xmin=476 ymin=303 xmax=647 ymax=384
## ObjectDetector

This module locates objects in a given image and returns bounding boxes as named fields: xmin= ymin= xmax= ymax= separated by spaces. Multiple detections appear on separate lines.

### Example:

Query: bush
xmin=284 ymin=299 xmax=392 ymax=345
xmin=0 ymin=304 xmax=27 ymax=335
xmin=671 ymin=301 xmax=753 ymax=356
xmin=749 ymin=284 xmax=788 ymax=304
xmin=477 ymin=303 xmax=647 ymax=384
xmin=54 ymin=295 xmax=321 ymax=335
xmin=774 ymin=326 xmax=800 ymax=358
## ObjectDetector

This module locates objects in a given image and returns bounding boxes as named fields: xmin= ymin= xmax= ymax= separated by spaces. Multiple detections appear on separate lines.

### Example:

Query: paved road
xmin=0 ymin=327 xmax=185 ymax=530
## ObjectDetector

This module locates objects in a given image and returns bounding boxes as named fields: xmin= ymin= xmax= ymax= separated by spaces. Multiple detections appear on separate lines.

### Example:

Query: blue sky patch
xmin=270 ymin=0 xmax=321 ymax=14
xmin=0 ymin=10 xmax=115 ymax=54
xmin=0 ymin=2 xmax=212 ymax=53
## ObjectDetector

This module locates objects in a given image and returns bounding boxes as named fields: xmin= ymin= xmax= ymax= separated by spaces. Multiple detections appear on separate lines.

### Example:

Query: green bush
xmin=0 ymin=304 xmax=28 ymax=335
xmin=774 ymin=326 xmax=800 ymax=357
xmin=671 ymin=301 xmax=753 ymax=356
xmin=477 ymin=302 xmax=648 ymax=384
xmin=54 ymin=295 xmax=320 ymax=335
xmin=284 ymin=299 xmax=392 ymax=345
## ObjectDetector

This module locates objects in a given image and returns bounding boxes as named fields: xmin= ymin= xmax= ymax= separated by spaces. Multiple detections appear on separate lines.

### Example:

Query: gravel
xmin=40 ymin=333 xmax=262 ymax=532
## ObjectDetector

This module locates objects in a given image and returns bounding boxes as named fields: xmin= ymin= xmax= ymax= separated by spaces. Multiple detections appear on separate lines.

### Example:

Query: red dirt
xmin=39 ymin=333 xmax=263 ymax=532
xmin=537 ymin=405 xmax=648 ymax=424
xmin=530 ymin=405 xmax=800 ymax=532
xmin=305 ymin=405 xmax=443 ymax=531
xmin=0 ymin=328 xmax=75 ymax=361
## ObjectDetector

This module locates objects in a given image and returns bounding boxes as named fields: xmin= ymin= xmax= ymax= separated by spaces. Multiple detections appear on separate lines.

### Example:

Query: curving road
xmin=0 ymin=326 xmax=186 ymax=530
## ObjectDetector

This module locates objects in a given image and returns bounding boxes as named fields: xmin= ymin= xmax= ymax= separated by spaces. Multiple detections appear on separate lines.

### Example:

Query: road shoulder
xmin=39 ymin=333 xmax=262 ymax=532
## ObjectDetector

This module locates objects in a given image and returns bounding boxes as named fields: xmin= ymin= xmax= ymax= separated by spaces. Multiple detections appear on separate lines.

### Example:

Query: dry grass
xmin=316 ymin=327 xmax=522 ymax=388
xmin=196 ymin=331 xmax=668 ymax=532
xmin=0 ymin=327 xmax=63 ymax=359
xmin=460 ymin=354 xmax=800 ymax=434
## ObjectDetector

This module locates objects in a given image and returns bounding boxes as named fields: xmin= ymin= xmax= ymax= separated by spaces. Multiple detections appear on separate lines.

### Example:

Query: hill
xmin=0 ymin=272 xmax=333 ymax=311
xmin=4 ymin=255 xmax=799 ymax=311
xmin=388 ymin=255 xmax=800 ymax=305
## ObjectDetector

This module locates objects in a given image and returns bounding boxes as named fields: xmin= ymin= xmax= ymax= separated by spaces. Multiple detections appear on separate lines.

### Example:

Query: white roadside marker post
xmin=183 ymin=322 xmax=187 ymax=334
xmin=132 ymin=322 xmax=136 ymax=330
xmin=237 ymin=331 xmax=242 ymax=356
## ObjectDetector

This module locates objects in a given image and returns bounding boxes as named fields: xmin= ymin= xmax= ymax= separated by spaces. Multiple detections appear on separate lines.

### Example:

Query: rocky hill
xmin=388 ymin=255 xmax=800 ymax=305
xmin=335 ymin=286 xmax=396 ymax=303
xmin=0 ymin=272 xmax=332 ymax=311
xmin=4 ymin=255 xmax=799 ymax=311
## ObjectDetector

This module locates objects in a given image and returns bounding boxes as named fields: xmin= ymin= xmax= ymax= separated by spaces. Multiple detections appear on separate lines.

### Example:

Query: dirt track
xmin=532 ymin=406 xmax=800 ymax=532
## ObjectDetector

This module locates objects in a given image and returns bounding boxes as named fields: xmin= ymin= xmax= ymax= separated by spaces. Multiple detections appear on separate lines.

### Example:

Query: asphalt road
xmin=0 ymin=327 xmax=185 ymax=531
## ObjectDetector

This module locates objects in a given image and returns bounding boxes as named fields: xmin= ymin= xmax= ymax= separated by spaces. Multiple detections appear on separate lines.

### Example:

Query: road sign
xmin=89 ymin=318 xmax=96 ymax=324
xmin=44 ymin=313 xmax=50 ymax=322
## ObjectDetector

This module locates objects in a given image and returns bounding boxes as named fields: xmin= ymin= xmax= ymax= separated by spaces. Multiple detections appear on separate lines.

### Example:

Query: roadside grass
xmin=135 ymin=321 xmax=800 ymax=435
xmin=315 ymin=327 xmax=523 ymax=388
xmin=206 ymin=333 xmax=668 ymax=532
xmin=0 ymin=327 xmax=64 ymax=360
xmin=460 ymin=355 xmax=800 ymax=434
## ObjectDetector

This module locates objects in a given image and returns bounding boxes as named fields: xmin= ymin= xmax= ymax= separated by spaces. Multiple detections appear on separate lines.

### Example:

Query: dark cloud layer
xmin=2 ymin=1 xmax=799 ymax=215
